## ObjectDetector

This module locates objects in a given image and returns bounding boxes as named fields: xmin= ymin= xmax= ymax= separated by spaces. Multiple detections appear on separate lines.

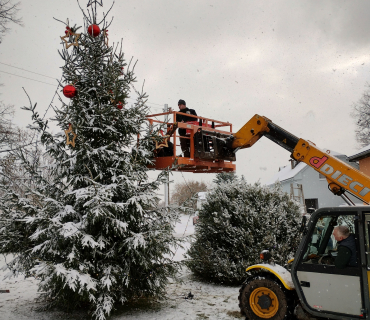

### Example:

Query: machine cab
xmin=146 ymin=110 xmax=236 ymax=173
xmin=291 ymin=207 xmax=370 ymax=319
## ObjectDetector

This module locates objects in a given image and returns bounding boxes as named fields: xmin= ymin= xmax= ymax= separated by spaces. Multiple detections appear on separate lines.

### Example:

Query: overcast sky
xmin=1 ymin=0 xmax=370 ymax=188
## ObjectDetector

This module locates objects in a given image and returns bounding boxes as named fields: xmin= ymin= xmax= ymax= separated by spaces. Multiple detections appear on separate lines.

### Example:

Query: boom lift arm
xmin=230 ymin=114 xmax=370 ymax=204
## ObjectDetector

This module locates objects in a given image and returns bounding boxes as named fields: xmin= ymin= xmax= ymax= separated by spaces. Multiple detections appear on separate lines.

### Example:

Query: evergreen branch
xmin=77 ymin=0 xmax=94 ymax=25
xmin=52 ymin=17 xmax=68 ymax=26
xmin=84 ymin=164 xmax=99 ymax=193
xmin=97 ymin=2 xmax=115 ymax=26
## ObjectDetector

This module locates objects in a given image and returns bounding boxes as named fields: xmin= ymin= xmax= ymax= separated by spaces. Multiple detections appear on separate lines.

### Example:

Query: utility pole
xmin=163 ymin=104 xmax=170 ymax=207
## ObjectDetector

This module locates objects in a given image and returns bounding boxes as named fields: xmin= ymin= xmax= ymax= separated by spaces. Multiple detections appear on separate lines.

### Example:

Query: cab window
xmin=303 ymin=214 xmax=355 ymax=264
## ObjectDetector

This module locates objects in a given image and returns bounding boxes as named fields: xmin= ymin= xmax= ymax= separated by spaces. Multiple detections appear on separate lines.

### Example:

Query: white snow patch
xmin=0 ymin=216 xmax=244 ymax=319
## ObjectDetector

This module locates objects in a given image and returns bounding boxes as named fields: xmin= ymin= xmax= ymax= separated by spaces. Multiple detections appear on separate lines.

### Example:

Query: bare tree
xmin=352 ymin=83 xmax=370 ymax=147
xmin=0 ymin=0 xmax=22 ymax=43
xmin=171 ymin=180 xmax=208 ymax=209
xmin=0 ymin=129 xmax=50 ymax=197
xmin=0 ymin=1 xmax=28 ymax=194
xmin=0 ymin=102 xmax=15 ymax=149
xmin=0 ymin=102 xmax=52 ymax=199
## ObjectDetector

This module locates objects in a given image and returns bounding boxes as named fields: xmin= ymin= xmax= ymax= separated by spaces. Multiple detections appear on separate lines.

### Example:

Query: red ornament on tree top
xmin=117 ymin=102 xmax=123 ymax=110
xmin=88 ymin=24 xmax=101 ymax=37
xmin=63 ymin=85 xmax=77 ymax=98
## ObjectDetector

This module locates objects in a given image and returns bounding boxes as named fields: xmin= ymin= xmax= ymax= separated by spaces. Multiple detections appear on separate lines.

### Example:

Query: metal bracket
xmin=194 ymin=129 xmax=236 ymax=161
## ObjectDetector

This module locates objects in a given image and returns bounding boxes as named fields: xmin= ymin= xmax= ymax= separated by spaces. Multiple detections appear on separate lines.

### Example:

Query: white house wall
xmin=279 ymin=164 xmax=359 ymax=209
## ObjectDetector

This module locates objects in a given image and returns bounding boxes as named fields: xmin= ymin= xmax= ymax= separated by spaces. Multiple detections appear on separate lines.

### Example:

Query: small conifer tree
xmin=186 ymin=180 xmax=301 ymax=284
xmin=213 ymin=172 xmax=238 ymax=185
xmin=0 ymin=3 xmax=180 ymax=320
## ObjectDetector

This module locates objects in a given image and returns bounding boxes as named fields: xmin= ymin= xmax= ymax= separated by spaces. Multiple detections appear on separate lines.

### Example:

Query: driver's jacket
xmin=335 ymin=234 xmax=357 ymax=268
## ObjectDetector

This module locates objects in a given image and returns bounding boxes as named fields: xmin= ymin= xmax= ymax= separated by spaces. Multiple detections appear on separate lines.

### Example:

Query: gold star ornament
xmin=155 ymin=136 xmax=170 ymax=150
xmin=61 ymin=30 xmax=81 ymax=49
xmin=65 ymin=124 xmax=77 ymax=147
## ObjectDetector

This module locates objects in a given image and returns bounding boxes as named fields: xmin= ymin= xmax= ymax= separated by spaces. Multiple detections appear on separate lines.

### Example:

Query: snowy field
xmin=0 ymin=215 xmax=244 ymax=320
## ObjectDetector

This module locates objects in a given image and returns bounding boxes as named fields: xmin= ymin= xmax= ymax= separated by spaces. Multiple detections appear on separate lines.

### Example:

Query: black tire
xmin=238 ymin=276 xmax=292 ymax=320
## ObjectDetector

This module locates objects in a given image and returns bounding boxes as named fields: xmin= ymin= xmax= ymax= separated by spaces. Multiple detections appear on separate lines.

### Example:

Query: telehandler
xmin=148 ymin=112 xmax=370 ymax=320
xmin=229 ymin=115 xmax=370 ymax=320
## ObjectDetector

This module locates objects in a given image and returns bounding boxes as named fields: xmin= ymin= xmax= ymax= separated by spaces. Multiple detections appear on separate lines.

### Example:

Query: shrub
xmin=186 ymin=180 xmax=301 ymax=284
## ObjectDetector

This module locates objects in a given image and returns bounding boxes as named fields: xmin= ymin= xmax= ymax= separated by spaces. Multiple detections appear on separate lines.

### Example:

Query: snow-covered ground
xmin=0 ymin=215 xmax=244 ymax=320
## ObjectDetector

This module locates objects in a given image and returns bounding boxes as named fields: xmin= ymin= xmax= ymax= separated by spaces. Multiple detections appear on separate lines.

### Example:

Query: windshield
xmin=304 ymin=216 xmax=334 ymax=257
xmin=303 ymin=214 xmax=355 ymax=262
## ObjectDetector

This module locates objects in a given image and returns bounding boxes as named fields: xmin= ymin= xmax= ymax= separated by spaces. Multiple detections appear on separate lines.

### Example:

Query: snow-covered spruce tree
xmin=213 ymin=172 xmax=238 ymax=185
xmin=0 ymin=4 xmax=180 ymax=320
xmin=185 ymin=180 xmax=301 ymax=285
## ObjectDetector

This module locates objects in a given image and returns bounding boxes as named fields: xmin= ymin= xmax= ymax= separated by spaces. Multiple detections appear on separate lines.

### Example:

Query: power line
xmin=146 ymin=104 xmax=164 ymax=110
xmin=0 ymin=70 xmax=57 ymax=86
xmin=0 ymin=62 xmax=57 ymax=80
xmin=145 ymin=101 xmax=164 ymax=107
xmin=0 ymin=62 xmax=168 ymax=108
xmin=0 ymin=70 xmax=164 ymax=110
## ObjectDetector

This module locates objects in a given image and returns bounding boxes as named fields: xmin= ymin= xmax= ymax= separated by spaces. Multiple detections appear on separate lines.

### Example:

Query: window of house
xmin=305 ymin=198 xmax=318 ymax=212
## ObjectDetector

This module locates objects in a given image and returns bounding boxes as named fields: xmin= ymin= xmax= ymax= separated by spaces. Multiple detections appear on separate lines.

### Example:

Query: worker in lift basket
xmin=176 ymin=99 xmax=197 ymax=158
xmin=332 ymin=225 xmax=358 ymax=268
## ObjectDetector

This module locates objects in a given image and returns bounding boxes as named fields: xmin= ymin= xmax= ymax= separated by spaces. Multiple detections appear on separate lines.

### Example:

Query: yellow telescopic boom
xmin=231 ymin=114 xmax=370 ymax=204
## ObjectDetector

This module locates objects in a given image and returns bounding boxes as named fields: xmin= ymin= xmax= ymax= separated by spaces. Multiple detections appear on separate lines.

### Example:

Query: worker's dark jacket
xmin=335 ymin=234 xmax=357 ymax=268
xmin=176 ymin=108 xmax=197 ymax=136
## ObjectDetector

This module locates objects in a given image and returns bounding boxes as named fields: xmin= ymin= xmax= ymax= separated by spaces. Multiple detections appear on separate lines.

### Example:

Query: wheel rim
xmin=249 ymin=286 xmax=279 ymax=318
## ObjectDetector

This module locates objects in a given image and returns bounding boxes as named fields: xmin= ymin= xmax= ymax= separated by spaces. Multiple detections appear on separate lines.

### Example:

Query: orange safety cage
xmin=146 ymin=110 xmax=236 ymax=173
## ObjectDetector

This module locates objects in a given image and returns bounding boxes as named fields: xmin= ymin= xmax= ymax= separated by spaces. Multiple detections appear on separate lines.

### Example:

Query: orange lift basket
xmin=146 ymin=110 xmax=236 ymax=173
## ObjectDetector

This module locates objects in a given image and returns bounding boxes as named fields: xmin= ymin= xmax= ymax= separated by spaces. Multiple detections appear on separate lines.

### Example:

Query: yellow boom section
xmin=231 ymin=114 xmax=370 ymax=203
xmin=231 ymin=114 xmax=271 ymax=149
xmin=293 ymin=139 xmax=370 ymax=203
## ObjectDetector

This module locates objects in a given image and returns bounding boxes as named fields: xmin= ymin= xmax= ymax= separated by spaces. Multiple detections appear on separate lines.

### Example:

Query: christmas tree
xmin=185 ymin=180 xmax=301 ymax=284
xmin=0 ymin=2 xmax=180 ymax=320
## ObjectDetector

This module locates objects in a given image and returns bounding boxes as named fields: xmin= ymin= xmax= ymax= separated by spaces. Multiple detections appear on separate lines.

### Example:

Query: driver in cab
xmin=332 ymin=225 xmax=358 ymax=268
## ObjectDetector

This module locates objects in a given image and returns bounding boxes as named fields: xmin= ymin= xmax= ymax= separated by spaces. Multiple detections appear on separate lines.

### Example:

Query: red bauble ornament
xmin=88 ymin=24 xmax=101 ymax=37
xmin=117 ymin=102 xmax=123 ymax=110
xmin=63 ymin=85 xmax=77 ymax=98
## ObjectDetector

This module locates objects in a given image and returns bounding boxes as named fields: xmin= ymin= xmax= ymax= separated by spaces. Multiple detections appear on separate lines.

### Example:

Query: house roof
xmin=265 ymin=161 xmax=307 ymax=185
xmin=348 ymin=144 xmax=370 ymax=162
xmin=265 ymin=149 xmax=345 ymax=186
